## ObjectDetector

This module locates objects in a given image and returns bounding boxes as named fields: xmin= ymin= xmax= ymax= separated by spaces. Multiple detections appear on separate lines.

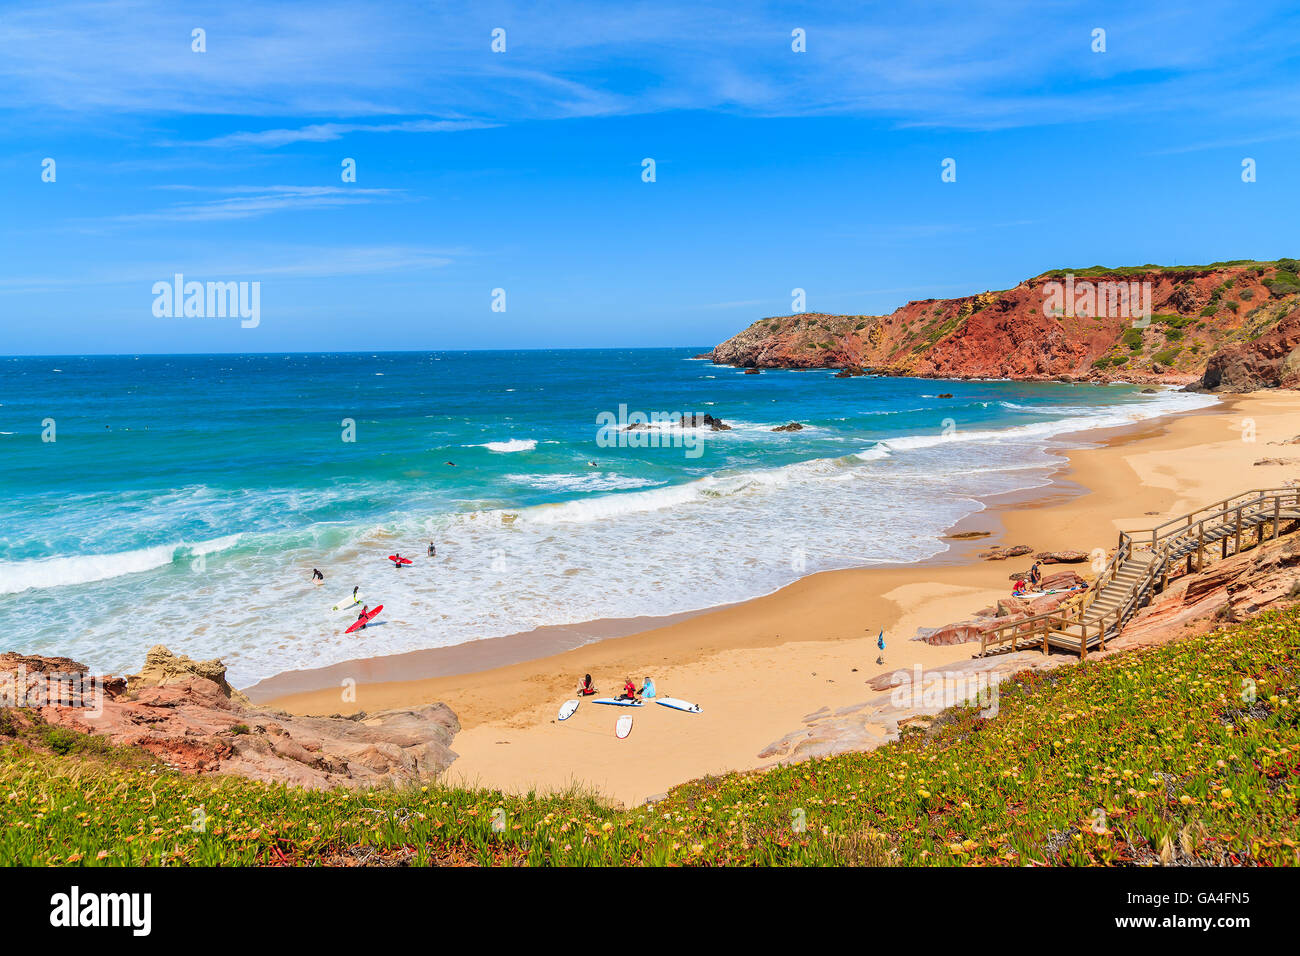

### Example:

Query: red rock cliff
xmin=709 ymin=260 xmax=1300 ymax=387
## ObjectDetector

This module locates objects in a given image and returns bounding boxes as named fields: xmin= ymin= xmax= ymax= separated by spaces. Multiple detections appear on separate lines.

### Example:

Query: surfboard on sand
xmin=657 ymin=697 xmax=702 ymax=714
xmin=592 ymin=697 xmax=643 ymax=707
xmin=615 ymin=716 xmax=633 ymax=739
xmin=558 ymin=699 xmax=580 ymax=721
xmin=331 ymin=592 xmax=363 ymax=611
xmin=345 ymin=605 xmax=383 ymax=634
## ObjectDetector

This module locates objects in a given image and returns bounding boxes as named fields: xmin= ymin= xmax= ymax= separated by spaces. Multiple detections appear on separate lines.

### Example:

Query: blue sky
xmin=1 ymin=0 xmax=1298 ymax=354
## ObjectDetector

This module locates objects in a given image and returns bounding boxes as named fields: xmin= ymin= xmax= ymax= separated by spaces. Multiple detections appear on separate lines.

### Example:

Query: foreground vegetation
xmin=3 ymin=606 xmax=1298 ymax=866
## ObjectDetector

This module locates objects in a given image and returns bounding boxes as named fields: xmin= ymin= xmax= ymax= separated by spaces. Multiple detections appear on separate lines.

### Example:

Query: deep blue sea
xmin=0 ymin=349 xmax=1216 ymax=684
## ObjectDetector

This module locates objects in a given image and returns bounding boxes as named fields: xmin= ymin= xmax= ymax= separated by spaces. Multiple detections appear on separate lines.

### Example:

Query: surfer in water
xmin=427 ymin=542 xmax=436 ymax=558
xmin=393 ymin=552 xmax=404 ymax=569
xmin=352 ymin=585 xmax=359 ymax=602
xmin=356 ymin=605 xmax=370 ymax=630
xmin=311 ymin=568 xmax=324 ymax=583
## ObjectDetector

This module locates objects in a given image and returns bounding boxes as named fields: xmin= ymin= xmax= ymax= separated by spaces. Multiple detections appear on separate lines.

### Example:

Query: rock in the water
xmin=680 ymin=413 xmax=731 ymax=431
xmin=772 ymin=422 xmax=804 ymax=432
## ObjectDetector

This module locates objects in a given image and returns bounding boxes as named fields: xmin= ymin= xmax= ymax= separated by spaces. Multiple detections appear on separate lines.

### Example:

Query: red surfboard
xmin=345 ymin=605 xmax=383 ymax=634
xmin=387 ymin=555 xmax=413 ymax=565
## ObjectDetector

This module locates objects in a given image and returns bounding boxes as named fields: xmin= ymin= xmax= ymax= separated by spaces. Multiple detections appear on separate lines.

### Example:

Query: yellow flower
xmin=1220 ymin=788 xmax=1232 ymax=799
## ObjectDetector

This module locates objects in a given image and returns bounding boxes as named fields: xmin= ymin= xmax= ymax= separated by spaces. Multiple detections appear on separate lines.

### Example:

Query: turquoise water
xmin=0 ymin=349 xmax=1215 ymax=684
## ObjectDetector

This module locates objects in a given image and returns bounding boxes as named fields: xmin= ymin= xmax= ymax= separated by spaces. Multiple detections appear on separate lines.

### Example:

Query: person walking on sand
xmin=876 ymin=629 xmax=886 ymax=666
xmin=1028 ymin=560 xmax=1042 ymax=589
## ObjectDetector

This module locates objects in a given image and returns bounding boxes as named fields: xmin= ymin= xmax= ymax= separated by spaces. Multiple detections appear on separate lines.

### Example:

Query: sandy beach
xmin=261 ymin=390 xmax=1300 ymax=807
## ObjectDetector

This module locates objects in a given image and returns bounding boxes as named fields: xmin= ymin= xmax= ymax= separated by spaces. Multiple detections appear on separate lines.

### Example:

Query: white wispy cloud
xmin=100 ymin=185 xmax=406 ymax=223
xmin=1 ymin=0 xmax=1295 ymax=134
xmin=0 ymin=244 xmax=459 ymax=294
xmin=176 ymin=118 xmax=497 ymax=148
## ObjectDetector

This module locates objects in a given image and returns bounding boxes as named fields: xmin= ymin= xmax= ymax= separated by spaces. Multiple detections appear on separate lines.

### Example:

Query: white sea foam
xmin=0 ymin=533 xmax=244 ymax=594
xmin=474 ymin=438 xmax=537 ymax=452
xmin=507 ymin=472 xmax=662 ymax=493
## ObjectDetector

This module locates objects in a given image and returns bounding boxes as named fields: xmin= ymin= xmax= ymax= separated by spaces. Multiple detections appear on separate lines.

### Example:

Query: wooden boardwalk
xmin=979 ymin=487 xmax=1300 ymax=659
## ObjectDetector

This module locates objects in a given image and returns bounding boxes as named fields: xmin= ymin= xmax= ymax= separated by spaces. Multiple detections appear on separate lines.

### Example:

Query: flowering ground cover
xmin=2 ymin=607 xmax=1297 ymax=866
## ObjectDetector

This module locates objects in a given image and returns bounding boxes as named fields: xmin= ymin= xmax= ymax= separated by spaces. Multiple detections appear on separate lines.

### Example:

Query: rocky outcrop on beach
xmin=1200 ymin=309 xmax=1300 ymax=391
xmin=978 ymin=544 xmax=1033 ymax=560
xmin=128 ymin=644 xmax=252 ymax=707
xmin=0 ymin=646 xmax=459 ymax=790
xmin=1034 ymin=550 xmax=1089 ymax=563
xmin=712 ymin=262 xmax=1300 ymax=385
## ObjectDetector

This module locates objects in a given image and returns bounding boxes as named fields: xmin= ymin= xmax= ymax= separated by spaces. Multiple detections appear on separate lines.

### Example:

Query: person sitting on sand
xmin=1013 ymin=577 xmax=1027 ymax=594
xmin=576 ymin=674 xmax=597 ymax=696
xmin=639 ymin=676 xmax=656 ymax=699
xmin=617 ymin=677 xmax=637 ymax=701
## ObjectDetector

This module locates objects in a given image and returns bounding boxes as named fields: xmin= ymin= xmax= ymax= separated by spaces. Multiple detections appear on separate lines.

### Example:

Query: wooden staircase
xmin=979 ymin=487 xmax=1300 ymax=660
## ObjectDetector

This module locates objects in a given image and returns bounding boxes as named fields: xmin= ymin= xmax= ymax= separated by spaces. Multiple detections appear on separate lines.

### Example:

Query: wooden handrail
xmin=977 ymin=486 xmax=1300 ymax=659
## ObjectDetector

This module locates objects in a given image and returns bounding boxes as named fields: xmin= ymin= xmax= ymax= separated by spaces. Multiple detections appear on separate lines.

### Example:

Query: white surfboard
xmin=331 ymin=592 xmax=363 ymax=611
xmin=592 ymin=697 xmax=643 ymax=707
xmin=616 ymin=715 xmax=633 ymax=739
xmin=657 ymin=697 xmax=702 ymax=714
xmin=557 ymin=698 xmax=580 ymax=721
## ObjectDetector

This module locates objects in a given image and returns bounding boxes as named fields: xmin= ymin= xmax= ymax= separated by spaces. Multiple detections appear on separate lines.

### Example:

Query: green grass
xmin=1039 ymin=259 xmax=1287 ymax=279
xmin=3 ymin=607 xmax=1298 ymax=866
